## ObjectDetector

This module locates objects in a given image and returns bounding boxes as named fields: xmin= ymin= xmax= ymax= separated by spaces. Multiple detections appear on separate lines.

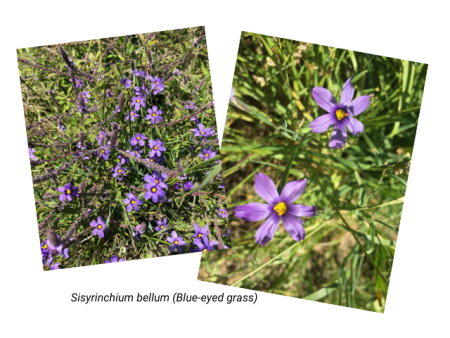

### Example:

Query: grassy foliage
xmin=198 ymin=32 xmax=427 ymax=312
xmin=19 ymin=27 xmax=230 ymax=270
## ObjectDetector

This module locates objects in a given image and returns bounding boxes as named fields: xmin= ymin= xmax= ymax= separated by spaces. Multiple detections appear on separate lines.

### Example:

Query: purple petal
xmin=312 ymin=87 xmax=338 ymax=113
xmin=344 ymin=116 xmax=364 ymax=136
xmin=309 ymin=113 xmax=336 ymax=133
xmin=126 ymin=204 xmax=132 ymax=212
xmin=98 ymin=230 xmax=104 ymax=238
xmin=281 ymin=213 xmax=305 ymax=242
xmin=254 ymin=173 xmax=279 ymax=204
xmin=329 ymin=123 xmax=347 ymax=149
xmin=59 ymin=194 xmax=66 ymax=202
xmin=234 ymin=203 xmax=273 ymax=222
xmin=340 ymin=77 xmax=354 ymax=105
xmin=287 ymin=204 xmax=317 ymax=217
xmin=280 ymin=179 xmax=308 ymax=204
xmin=255 ymin=212 xmax=281 ymax=246
xmin=348 ymin=95 xmax=371 ymax=116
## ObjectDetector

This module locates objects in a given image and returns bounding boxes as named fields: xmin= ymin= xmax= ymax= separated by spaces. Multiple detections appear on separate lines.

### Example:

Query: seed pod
xmin=79 ymin=130 xmax=84 ymax=145
xmin=110 ymin=129 xmax=118 ymax=148
xmin=58 ymin=45 xmax=72 ymax=68
xmin=130 ymin=60 xmax=135 ymax=70
xmin=48 ymin=230 xmax=62 ymax=248
xmin=118 ymin=92 xmax=124 ymax=111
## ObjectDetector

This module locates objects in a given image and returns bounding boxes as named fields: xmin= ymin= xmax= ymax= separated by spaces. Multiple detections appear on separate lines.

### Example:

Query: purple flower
xmin=144 ymin=174 xmax=167 ymax=203
xmin=126 ymin=110 xmax=140 ymax=122
xmin=81 ymin=91 xmax=90 ymax=102
xmin=223 ymin=229 xmax=231 ymax=239
xmin=112 ymin=164 xmax=127 ymax=181
xmin=219 ymin=183 xmax=225 ymax=190
xmin=219 ymin=208 xmax=228 ymax=219
xmin=193 ymin=39 xmax=200 ymax=48
xmin=193 ymin=237 xmax=215 ymax=253
xmin=183 ymin=181 xmax=194 ymax=192
xmin=186 ymin=101 xmax=195 ymax=110
xmin=123 ymin=193 xmax=143 ymax=212
xmin=145 ymin=106 xmax=163 ymax=124
xmin=151 ymin=76 xmax=165 ymax=95
xmin=41 ymin=240 xmax=50 ymax=262
xmin=58 ymin=124 xmax=66 ymax=132
xmin=134 ymin=85 xmax=149 ymax=97
xmin=146 ymin=156 xmax=165 ymax=165
xmin=310 ymin=77 xmax=371 ymax=149
xmin=29 ymin=148 xmax=37 ymax=160
xmin=155 ymin=217 xmax=168 ymax=233
xmin=173 ymin=69 xmax=180 ymax=76
xmin=106 ymin=90 xmax=114 ymax=98
xmin=132 ymin=69 xmax=141 ymax=77
xmin=131 ymin=133 xmax=147 ymax=147
xmin=199 ymin=146 xmax=216 ymax=161
xmin=105 ymin=255 xmax=126 ymax=263
xmin=97 ymin=146 xmax=110 ymax=160
xmin=235 ymin=173 xmax=317 ymax=246
xmin=120 ymin=75 xmax=132 ymax=89
xmin=71 ymin=78 xmax=84 ymax=88
xmin=131 ymin=96 xmax=146 ymax=111
xmin=47 ymin=260 xmax=60 ymax=270
xmin=177 ymin=172 xmax=187 ymax=181
xmin=148 ymin=139 xmax=166 ymax=157
xmin=191 ymin=123 xmax=214 ymax=137
xmin=90 ymin=216 xmax=106 ymax=238
xmin=167 ymin=231 xmax=187 ymax=253
xmin=118 ymin=154 xmax=130 ymax=165
xmin=174 ymin=182 xmax=181 ymax=191
xmin=131 ymin=146 xmax=143 ymax=158
xmin=192 ymin=223 xmax=209 ymax=241
xmin=97 ymin=131 xmax=107 ymax=145
xmin=190 ymin=114 xmax=199 ymax=124
xmin=58 ymin=183 xmax=79 ymax=202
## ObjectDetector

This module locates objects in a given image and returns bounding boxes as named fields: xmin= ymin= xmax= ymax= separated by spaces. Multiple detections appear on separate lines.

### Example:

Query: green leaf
xmin=192 ymin=164 xmax=222 ymax=192
xmin=354 ymin=171 xmax=367 ymax=207
xmin=278 ymin=145 xmax=300 ymax=194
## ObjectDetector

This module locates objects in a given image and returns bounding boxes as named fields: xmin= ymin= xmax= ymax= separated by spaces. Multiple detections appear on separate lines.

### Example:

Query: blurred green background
xmin=198 ymin=32 xmax=427 ymax=312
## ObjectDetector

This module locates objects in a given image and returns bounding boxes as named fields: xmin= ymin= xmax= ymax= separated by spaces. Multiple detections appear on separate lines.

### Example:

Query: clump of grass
xmin=19 ymin=27 xmax=230 ymax=270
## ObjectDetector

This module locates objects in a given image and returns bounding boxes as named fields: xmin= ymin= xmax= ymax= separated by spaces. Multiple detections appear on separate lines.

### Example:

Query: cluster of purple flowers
xmin=144 ymin=171 xmax=168 ymax=203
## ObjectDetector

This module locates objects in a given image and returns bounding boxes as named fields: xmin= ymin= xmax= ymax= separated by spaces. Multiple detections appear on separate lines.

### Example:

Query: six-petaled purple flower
xmin=90 ymin=216 xmax=106 ymax=238
xmin=235 ymin=173 xmax=317 ymax=246
xmin=123 ymin=193 xmax=143 ymax=212
xmin=310 ymin=77 xmax=371 ymax=149
xmin=167 ymin=231 xmax=187 ymax=253
xmin=58 ymin=183 xmax=79 ymax=202
xmin=199 ymin=146 xmax=216 ymax=161
xmin=145 ymin=106 xmax=163 ymax=124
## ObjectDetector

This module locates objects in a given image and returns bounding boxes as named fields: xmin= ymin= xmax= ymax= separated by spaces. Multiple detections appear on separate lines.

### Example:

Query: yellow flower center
xmin=150 ymin=159 xmax=154 ymax=162
xmin=137 ymin=99 xmax=140 ymax=103
xmin=152 ymin=188 xmax=157 ymax=192
xmin=152 ymin=113 xmax=156 ymax=117
xmin=131 ymin=200 xmax=135 ymax=205
xmin=97 ymin=224 xmax=102 ymax=229
xmin=201 ymin=132 xmax=204 ymax=135
xmin=156 ymin=82 xmax=159 ymax=85
xmin=161 ymin=225 xmax=164 ymax=229
xmin=102 ymin=150 xmax=105 ymax=153
xmin=134 ymin=151 xmax=138 ymax=154
xmin=336 ymin=109 xmax=348 ymax=121
xmin=203 ymin=249 xmax=207 ymax=252
xmin=118 ymin=169 xmax=122 ymax=173
xmin=131 ymin=112 xmax=134 ymax=116
xmin=205 ymin=153 xmax=209 ymax=157
xmin=43 ymin=244 xmax=48 ymax=249
xmin=83 ymin=95 xmax=86 ymax=98
xmin=222 ymin=211 xmax=225 ymax=214
xmin=66 ymin=189 xmax=71 ymax=194
xmin=100 ymin=135 xmax=103 ymax=138
xmin=174 ymin=240 xmax=178 ymax=245
xmin=154 ymin=146 xmax=158 ymax=150
xmin=198 ymin=234 xmax=203 ymax=238
xmin=137 ymin=137 xmax=140 ymax=140
xmin=155 ymin=179 xmax=159 ymax=184
xmin=274 ymin=202 xmax=287 ymax=216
